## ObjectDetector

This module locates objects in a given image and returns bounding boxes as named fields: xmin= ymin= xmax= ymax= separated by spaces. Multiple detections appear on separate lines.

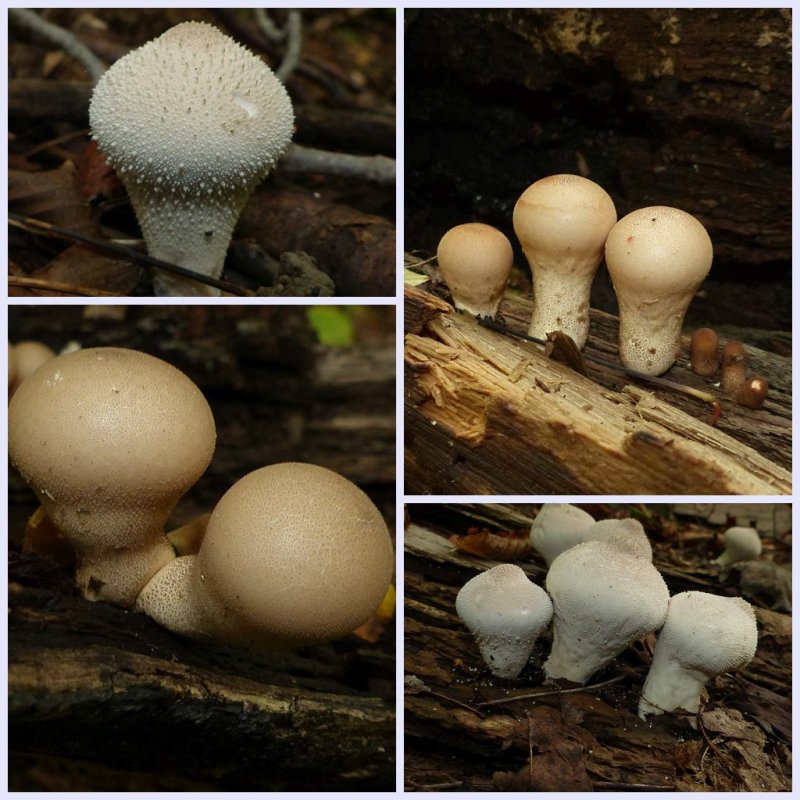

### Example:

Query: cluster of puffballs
xmin=8 ymin=346 xmax=394 ymax=650
xmin=437 ymin=174 xmax=715 ymax=377
xmin=456 ymin=504 xmax=758 ymax=721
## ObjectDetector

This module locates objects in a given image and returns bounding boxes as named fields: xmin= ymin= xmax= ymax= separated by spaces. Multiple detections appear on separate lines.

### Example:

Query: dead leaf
xmin=10 ymin=161 xmax=99 ymax=235
xmin=450 ymin=527 xmax=532 ymax=560
xmin=32 ymin=243 xmax=140 ymax=295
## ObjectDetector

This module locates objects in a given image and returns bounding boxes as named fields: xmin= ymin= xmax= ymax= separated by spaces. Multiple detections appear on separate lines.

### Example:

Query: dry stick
xmin=9 ymin=8 xmax=106 ymax=84
xmin=478 ymin=316 xmax=722 ymax=422
xmin=281 ymin=144 xmax=396 ymax=185
xmin=475 ymin=674 xmax=625 ymax=707
xmin=8 ymin=275 xmax=118 ymax=297
xmin=8 ymin=213 xmax=253 ymax=296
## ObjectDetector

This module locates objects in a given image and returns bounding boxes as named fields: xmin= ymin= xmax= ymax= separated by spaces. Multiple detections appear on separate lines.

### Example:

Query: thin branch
xmin=254 ymin=9 xmax=303 ymax=82
xmin=8 ymin=214 xmax=253 ymax=296
xmin=9 ymin=8 xmax=106 ymax=84
xmin=280 ymin=144 xmax=395 ymax=185
xmin=8 ymin=276 xmax=118 ymax=297
xmin=476 ymin=674 xmax=625 ymax=707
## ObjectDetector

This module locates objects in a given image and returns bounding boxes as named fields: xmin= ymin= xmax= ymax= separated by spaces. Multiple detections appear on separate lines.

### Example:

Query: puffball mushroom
xmin=513 ymin=174 xmax=617 ymax=349
xmin=8 ymin=347 xmax=216 ymax=606
xmin=136 ymin=463 xmax=394 ymax=649
xmin=582 ymin=518 xmax=653 ymax=560
xmin=455 ymin=564 xmax=553 ymax=679
xmin=544 ymin=537 xmax=669 ymax=683
xmin=638 ymin=591 xmax=757 ymax=719
xmin=9 ymin=340 xmax=57 ymax=395
xmin=689 ymin=328 xmax=720 ymax=377
xmin=605 ymin=206 xmax=713 ymax=375
xmin=436 ymin=223 xmax=514 ymax=318
xmin=529 ymin=503 xmax=595 ymax=566
xmin=90 ymin=21 xmax=294 ymax=297
xmin=713 ymin=526 xmax=762 ymax=567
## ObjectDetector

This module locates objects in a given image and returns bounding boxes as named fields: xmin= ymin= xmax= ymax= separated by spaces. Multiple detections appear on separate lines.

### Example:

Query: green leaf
xmin=307 ymin=306 xmax=355 ymax=347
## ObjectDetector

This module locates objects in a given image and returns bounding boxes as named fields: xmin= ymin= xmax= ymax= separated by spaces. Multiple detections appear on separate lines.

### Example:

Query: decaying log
xmin=10 ymin=551 xmax=395 ymax=791
xmin=405 ymin=9 xmax=791 ymax=272
xmin=8 ymin=307 xmax=396 ymax=790
xmin=404 ymin=505 xmax=792 ymax=792
xmin=405 ymin=284 xmax=790 ymax=495
xmin=239 ymin=186 xmax=395 ymax=296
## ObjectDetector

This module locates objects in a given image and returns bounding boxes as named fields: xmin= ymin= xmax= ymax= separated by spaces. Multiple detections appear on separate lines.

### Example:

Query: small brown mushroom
xmin=689 ymin=328 xmax=720 ymax=376
xmin=720 ymin=341 xmax=747 ymax=394
xmin=733 ymin=376 xmax=769 ymax=409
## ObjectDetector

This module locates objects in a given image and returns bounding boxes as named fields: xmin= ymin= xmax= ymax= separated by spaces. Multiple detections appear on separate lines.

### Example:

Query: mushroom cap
xmin=436 ymin=223 xmax=514 ymax=318
xmin=8 ymin=347 xmax=216 ymax=552
xmin=638 ymin=591 xmax=757 ymax=717
xmin=529 ymin=503 xmax=596 ymax=566
xmin=605 ymin=207 xmax=713 ymax=296
xmin=582 ymin=518 xmax=652 ymax=560
xmin=194 ymin=463 xmax=394 ymax=648
xmin=714 ymin=526 xmax=762 ymax=567
xmin=545 ymin=537 xmax=670 ymax=683
xmin=662 ymin=593 xmax=758 ymax=676
xmin=513 ymin=174 xmax=617 ymax=268
xmin=456 ymin=564 xmax=553 ymax=679
xmin=90 ymin=21 xmax=294 ymax=199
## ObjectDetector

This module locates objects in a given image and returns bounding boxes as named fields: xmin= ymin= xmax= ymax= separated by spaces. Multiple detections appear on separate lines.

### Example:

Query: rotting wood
xmin=404 ymin=284 xmax=791 ymax=495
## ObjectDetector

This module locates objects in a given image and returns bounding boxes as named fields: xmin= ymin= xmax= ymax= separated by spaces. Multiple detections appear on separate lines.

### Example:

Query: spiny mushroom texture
xmin=90 ymin=21 xmax=294 ymax=296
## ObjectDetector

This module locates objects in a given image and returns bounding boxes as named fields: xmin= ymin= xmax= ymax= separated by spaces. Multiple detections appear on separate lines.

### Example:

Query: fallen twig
xmin=476 ymin=674 xmax=625 ymax=707
xmin=8 ymin=213 xmax=253 ymax=296
xmin=280 ymin=144 xmax=395 ymax=185
xmin=9 ymin=8 xmax=106 ymax=84
xmin=8 ymin=275 xmax=118 ymax=297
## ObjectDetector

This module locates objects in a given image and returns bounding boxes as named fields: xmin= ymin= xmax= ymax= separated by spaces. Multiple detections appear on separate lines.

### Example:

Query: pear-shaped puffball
xmin=545 ymin=538 xmax=669 ymax=683
xmin=8 ymin=347 xmax=216 ymax=606
xmin=605 ymin=206 xmax=713 ymax=375
xmin=513 ymin=174 xmax=617 ymax=349
xmin=456 ymin=564 xmax=553 ymax=679
xmin=713 ymin=526 xmax=762 ymax=567
xmin=136 ymin=463 xmax=394 ymax=649
xmin=90 ymin=22 xmax=294 ymax=296
xmin=529 ymin=503 xmax=595 ymax=566
xmin=638 ymin=591 xmax=758 ymax=718
xmin=436 ymin=223 xmax=514 ymax=319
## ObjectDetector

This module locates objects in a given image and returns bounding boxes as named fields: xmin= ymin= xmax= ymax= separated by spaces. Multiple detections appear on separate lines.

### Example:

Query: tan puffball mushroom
xmin=136 ymin=463 xmax=394 ymax=649
xmin=513 ymin=174 xmax=617 ymax=349
xmin=605 ymin=206 xmax=713 ymax=375
xmin=90 ymin=22 xmax=294 ymax=296
xmin=8 ymin=347 xmax=216 ymax=605
xmin=9 ymin=340 xmax=57 ymax=395
xmin=436 ymin=223 xmax=514 ymax=318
